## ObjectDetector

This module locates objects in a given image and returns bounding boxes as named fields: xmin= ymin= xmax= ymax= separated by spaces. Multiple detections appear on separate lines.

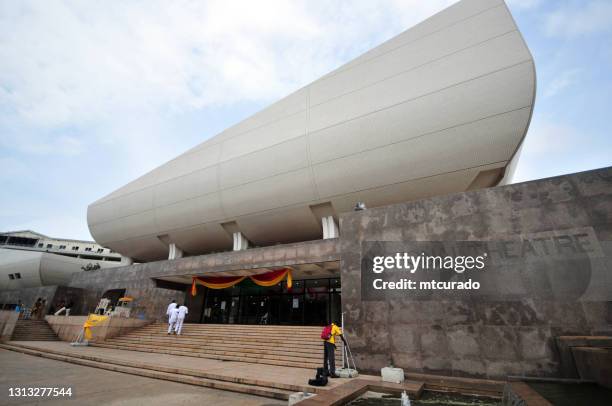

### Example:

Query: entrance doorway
xmin=198 ymin=277 xmax=340 ymax=326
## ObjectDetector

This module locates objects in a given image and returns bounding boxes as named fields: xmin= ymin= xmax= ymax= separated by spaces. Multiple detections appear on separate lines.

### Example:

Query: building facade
xmin=68 ymin=167 xmax=612 ymax=378
xmin=87 ymin=0 xmax=536 ymax=263
xmin=5 ymin=0 xmax=610 ymax=380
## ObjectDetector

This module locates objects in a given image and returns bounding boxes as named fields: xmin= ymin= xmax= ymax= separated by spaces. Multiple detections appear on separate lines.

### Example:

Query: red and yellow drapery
xmin=191 ymin=268 xmax=292 ymax=296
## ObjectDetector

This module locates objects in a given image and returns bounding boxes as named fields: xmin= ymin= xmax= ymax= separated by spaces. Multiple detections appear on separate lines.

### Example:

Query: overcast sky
xmin=1 ymin=0 xmax=611 ymax=241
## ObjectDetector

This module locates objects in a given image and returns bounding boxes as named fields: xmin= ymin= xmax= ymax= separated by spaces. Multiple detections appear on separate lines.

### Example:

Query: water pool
xmin=348 ymin=391 xmax=500 ymax=406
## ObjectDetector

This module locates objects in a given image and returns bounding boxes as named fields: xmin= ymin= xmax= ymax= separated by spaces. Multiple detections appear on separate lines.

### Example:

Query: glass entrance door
xmin=304 ymin=279 xmax=329 ymax=325
xmin=197 ymin=277 xmax=340 ymax=325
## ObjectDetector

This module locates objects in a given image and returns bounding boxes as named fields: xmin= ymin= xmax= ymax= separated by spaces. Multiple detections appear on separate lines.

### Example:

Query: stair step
xmin=142 ymin=326 xmax=323 ymax=330
xmin=119 ymin=331 xmax=325 ymax=339
xmin=134 ymin=330 xmax=322 ymax=338
xmin=0 ymin=343 xmax=293 ymax=400
xmin=141 ymin=325 xmax=323 ymax=333
xmin=89 ymin=323 xmax=344 ymax=368
xmin=92 ymin=342 xmax=327 ymax=369
xmin=94 ymin=341 xmax=334 ymax=363
xmin=106 ymin=337 xmax=337 ymax=354
xmin=102 ymin=341 xmax=341 ymax=362
xmin=117 ymin=336 xmax=330 ymax=348
xmin=12 ymin=319 xmax=59 ymax=341
xmin=12 ymin=335 xmax=58 ymax=338
xmin=0 ymin=342 xmax=329 ymax=394
xmin=12 ymin=334 xmax=58 ymax=336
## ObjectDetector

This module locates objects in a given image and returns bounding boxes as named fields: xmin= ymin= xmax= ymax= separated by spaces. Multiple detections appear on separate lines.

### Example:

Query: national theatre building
xmin=2 ymin=0 xmax=611 ymax=381
xmin=86 ymin=0 xmax=536 ymax=327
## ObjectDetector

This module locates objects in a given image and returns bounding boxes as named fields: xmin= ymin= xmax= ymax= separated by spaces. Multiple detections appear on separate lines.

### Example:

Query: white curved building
xmin=0 ymin=249 xmax=87 ymax=290
xmin=88 ymin=0 xmax=536 ymax=262
xmin=0 ymin=231 xmax=130 ymax=290
xmin=0 ymin=256 xmax=126 ymax=292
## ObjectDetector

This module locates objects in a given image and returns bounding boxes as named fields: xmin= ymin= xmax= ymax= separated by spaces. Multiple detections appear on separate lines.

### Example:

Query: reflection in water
xmin=348 ymin=391 xmax=500 ymax=406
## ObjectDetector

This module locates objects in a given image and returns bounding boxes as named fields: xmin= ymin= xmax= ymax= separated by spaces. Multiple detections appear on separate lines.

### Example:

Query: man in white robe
xmin=167 ymin=306 xmax=179 ymax=334
xmin=166 ymin=300 xmax=177 ymax=320
xmin=174 ymin=304 xmax=189 ymax=335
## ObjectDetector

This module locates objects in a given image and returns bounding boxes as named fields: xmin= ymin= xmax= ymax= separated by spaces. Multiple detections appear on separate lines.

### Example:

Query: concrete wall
xmin=45 ymin=315 xmax=152 ymax=342
xmin=339 ymin=167 xmax=612 ymax=379
xmin=0 ymin=285 xmax=58 ymax=314
xmin=69 ymin=239 xmax=340 ymax=321
xmin=0 ymin=286 xmax=86 ymax=317
xmin=0 ymin=310 xmax=19 ymax=342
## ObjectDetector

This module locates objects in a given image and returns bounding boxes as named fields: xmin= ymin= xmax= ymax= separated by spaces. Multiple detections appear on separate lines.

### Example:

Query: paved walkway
xmin=0 ymin=349 xmax=284 ymax=406
xmin=5 ymin=341 xmax=353 ymax=391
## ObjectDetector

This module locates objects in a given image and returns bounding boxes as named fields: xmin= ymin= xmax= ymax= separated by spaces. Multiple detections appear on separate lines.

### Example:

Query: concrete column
xmin=168 ymin=243 xmax=183 ymax=260
xmin=233 ymin=232 xmax=249 ymax=251
xmin=322 ymin=216 xmax=339 ymax=239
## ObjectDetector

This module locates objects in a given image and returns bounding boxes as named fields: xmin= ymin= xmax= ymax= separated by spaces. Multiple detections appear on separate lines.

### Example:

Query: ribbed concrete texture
xmin=92 ymin=323 xmax=342 ymax=370
xmin=11 ymin=319 xmax=59 ymax=341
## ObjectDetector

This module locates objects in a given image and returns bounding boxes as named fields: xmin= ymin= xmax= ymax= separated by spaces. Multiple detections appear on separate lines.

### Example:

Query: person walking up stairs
xmin=174 ymin=304 xmax=188 ymax=335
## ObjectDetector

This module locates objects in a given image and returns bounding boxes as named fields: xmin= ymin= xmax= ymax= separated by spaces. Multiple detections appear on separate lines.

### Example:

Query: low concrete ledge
xmin=405 ymin=372 xmax=505 ymax=398
xmin=502 ymin=382 xmax=552 ymax=406
xmin=571 ymin=347 xmax=612 ymax=389
xmin=555 ymin=336 xmax=612 ymax=378
xmin=296 ymin=378 xmax=424 ymax=406
xmin=45 ymin=315 xmax=152 ymax=342
xmin=0 ymin=310 xmax=19 ymax=342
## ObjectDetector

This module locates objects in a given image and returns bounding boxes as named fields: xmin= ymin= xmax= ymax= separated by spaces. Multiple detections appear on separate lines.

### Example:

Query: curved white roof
xmin=88 ymin=0 xmax=536 ymax=262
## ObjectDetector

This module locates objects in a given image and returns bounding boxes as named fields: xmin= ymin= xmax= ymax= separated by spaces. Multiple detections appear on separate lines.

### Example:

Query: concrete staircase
xmin=91 ymin=323 xmax=343 ymax=369
xmin=11 ymin=319 xmax=59 ymax=341
xmin=0 ymin=342 xmax=298 ymax=400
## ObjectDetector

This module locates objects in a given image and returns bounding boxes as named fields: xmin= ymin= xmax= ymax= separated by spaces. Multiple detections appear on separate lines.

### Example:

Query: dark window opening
xmin=100 ymin=289 xmax=127 ymax=312
xmin=6 ymin=236 xmax=38 ymax=247
xmin=198 ymin=277 xmax=340 ymax=326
